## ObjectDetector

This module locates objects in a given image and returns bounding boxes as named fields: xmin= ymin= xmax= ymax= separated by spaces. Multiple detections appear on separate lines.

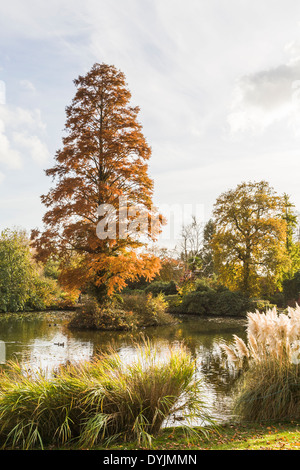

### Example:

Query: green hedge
xmin=144 ymin=280 xmax=178 ymax=296
xmin=167 ymin=285 xmax=253 ymax=317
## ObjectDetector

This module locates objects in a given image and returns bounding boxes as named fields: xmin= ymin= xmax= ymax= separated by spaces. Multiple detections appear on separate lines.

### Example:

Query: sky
xmin=1 ymin=0 xmax=300 ymax=248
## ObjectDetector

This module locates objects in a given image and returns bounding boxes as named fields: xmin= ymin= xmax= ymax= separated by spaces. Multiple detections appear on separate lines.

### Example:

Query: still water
xmin=0 ymin=311 xmax=247 ymax=423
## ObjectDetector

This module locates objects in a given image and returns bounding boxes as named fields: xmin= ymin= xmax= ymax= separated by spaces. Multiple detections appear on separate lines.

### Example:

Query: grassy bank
xmin=0 ymin=341 xmax=213 ymax=450
xmin=91 ymin=421 xmax=300 ymax=451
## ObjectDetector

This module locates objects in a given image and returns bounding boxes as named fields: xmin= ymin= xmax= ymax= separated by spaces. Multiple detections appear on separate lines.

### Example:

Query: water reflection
xmin=0 ymin=312 xmax=246 ymax=422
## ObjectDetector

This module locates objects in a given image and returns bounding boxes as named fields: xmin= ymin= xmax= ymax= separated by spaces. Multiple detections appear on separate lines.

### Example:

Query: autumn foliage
xmin=31 ymin=63 xmax=163 ymax=302
xmin=212 ymin=181 xmax=289 ymax=297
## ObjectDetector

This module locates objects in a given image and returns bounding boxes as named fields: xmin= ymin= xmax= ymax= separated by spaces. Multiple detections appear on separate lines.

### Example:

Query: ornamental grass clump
xmin=0 ymin=341 xmax=212 ymax=449
xmin=220 ymin=306 xmax=300 ymax=422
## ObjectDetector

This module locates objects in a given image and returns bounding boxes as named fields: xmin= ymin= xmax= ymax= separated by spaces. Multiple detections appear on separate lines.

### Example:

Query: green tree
xmin=0 ymin=228 xmax=68 ymax=312
xmin=212 ymin=181 xmax=289 ymax=297
xmin=280 ymin=193 xmax=300 ymax=280
xmin=43 ymin=256 xmax=61 ymax=280
xmin=0 ymin=229 xmax=34 ymax=312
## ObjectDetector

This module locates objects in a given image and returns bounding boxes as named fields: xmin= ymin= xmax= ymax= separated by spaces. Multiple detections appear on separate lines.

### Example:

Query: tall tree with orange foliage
xmin=31 ymin=63 xmax=163 ymax=303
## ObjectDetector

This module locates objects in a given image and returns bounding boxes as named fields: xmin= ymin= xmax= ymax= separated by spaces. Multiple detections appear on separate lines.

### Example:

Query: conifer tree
xmin=32 ymin=63 xmax=163 ymax=302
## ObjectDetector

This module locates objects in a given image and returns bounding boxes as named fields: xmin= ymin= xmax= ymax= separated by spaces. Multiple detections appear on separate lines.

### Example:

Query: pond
xmin=0 ymin=311 xmax=247 ymax=424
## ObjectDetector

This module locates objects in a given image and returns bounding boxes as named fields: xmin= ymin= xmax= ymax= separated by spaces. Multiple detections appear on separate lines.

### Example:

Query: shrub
xmin=121 ymin=292 xmax=177 ymax=327
xmin=177 ymin=287 xmax=251 ymax=316
xmin=24 ymin=276 xmax=78 ymax=312
xmin=164 ymin=294 xmax=182 ymax=312
xmin=68 ymin=299 xmax=134 ymax=331
xmin=220 ymin=306 xmax=300 ymax=422
xmin=25 ymin=276 xmax=58 ymax=311
xmin=212 ymin=290 xmax=252 ymax=316
xmin=0 ymin=342 xmax=213 ymax=449
xmin=119 ymin=288 xmax=145 ymax=295
xmin=282 ymin=271 xmax=300 ymax=304
xmin=54 ymin=290 xmax=79 ymax=309
xmin=177 ymin=279 xmax=197 ymax=297
xmin=69 ymin=293 xmax=176 ymax=331
xmin=194 ymin=278 xmax=220 ymax=292
xmin=266 ymin=292 xmax=285 ymax=308
xmin=178 ymin=291 xmax=214 ymax=315
xmin=250 ymin=299 xmax=275 ymax=313
xmin=144 ymin=280 xmax=178 ymax=296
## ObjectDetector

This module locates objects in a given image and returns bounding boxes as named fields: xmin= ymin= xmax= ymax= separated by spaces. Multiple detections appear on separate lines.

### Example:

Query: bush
xmin=68 ymin=299 xmax=134 ymax=330
xmin=250 ymin=299 xmax=276 ymax=313
xmin=266 ymin=292 xmax=285 ymax=308
xmin=0 ymin=342 xmax=213 ymax=449
xmin=25 ymin=276 xmax=59 ymax=311
xmin=144 ymin=280 xmax=178 ymax=296
xmin=121 ymin=293 xmax=176 ymax=327
xmin=178 ymin=290 xmax=214 ymax=315
xmin=213 ymin=290 xmax=253 ymax=316
xmin=164 ymin=294 xmax=182 ymax=312
xmin=194 ymin=279 xmax=220 ymax=292
xmin=282 ymin=271 xmax=300 ymax=304
xmin=69 ymin=293 xmax=177 ymax=331
xmin=24 ymin=275 xmax=78 ymax=312
xmin=177 ymin=287 xmax=251 ymax=316
xmin=119 ymin=288 xmax=146 ymax=295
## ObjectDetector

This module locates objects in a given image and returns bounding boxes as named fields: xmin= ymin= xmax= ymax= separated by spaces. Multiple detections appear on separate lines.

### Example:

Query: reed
xmin=220 ymin=306 xmax=300 ymax=422
xmin=0 ymin=340 xmax=212 ymax=449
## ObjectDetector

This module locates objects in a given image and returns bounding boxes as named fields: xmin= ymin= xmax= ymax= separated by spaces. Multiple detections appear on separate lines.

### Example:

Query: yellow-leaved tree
xmin=212 ymin=181 xmax=290 ymax=297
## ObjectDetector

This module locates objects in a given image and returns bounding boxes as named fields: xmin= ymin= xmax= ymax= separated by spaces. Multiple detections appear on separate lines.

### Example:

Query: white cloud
xmin=0 ymin=118 xmax=22 ymax=169
xmin=13 ymin=132 xmax=49 ymax=165
xmin=0 ymin=105 xmax=49 ymax=170
xmin=0 ymin=107 xmax=46 ymax=131
xmin=227 ymin=47 xmax=300 ymax=134
xmin=20 ymin=80 xmax=36 ymax=93
xmin=0 ymin=82 xmax=5 ymax=105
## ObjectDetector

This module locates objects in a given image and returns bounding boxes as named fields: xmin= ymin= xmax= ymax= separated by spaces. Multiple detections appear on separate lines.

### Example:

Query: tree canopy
xmin=211 ymin=181 xmax=289 ymax=297
xmin=0 ymin=228 xmax=65 ymax=312
xmin=31 ymin=63 xmax=163 ymax=302
xmin=0 ymin=229 xmax=34 ymax=312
